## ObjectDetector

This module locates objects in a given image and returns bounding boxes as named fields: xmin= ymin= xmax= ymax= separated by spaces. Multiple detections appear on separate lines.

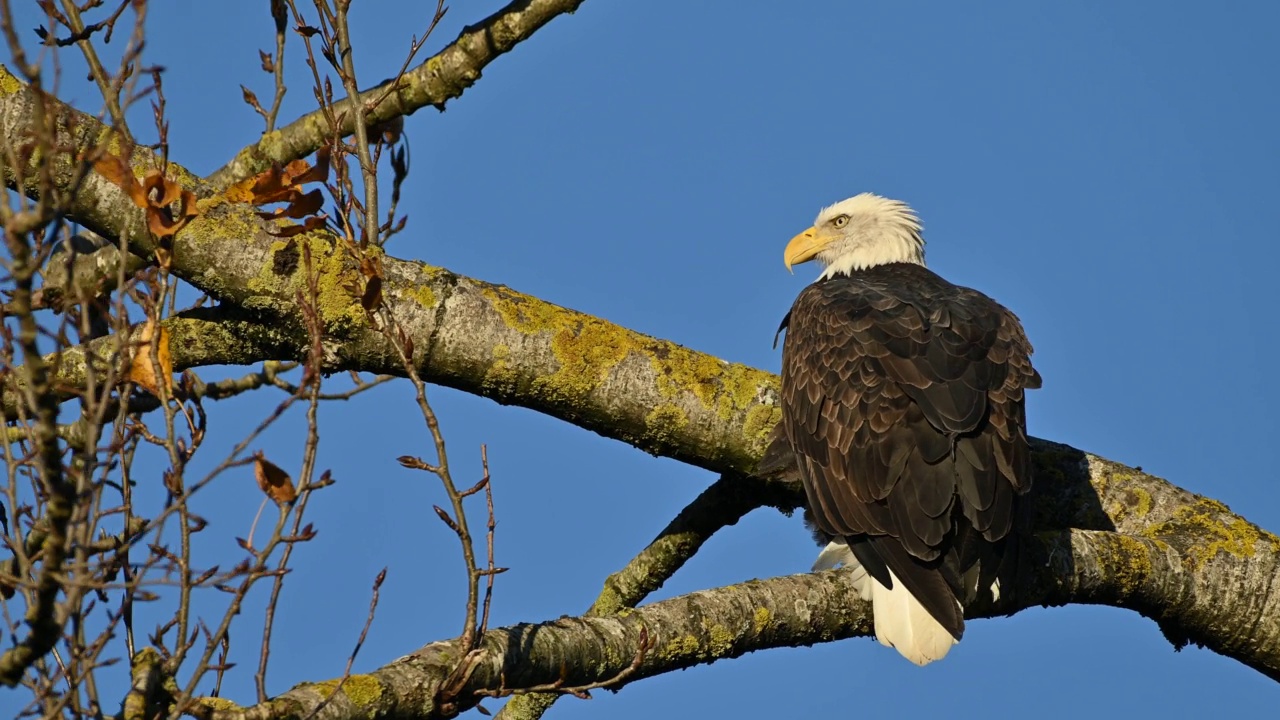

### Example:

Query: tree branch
xmin=204 ymin=0 xmax=591 ymax=190
xmin=499 ymin=473 xmax=803 ymax=720
xmin=194 ymin=526 xmax=1271 ymax=720
xmin=1 ymin=309 xmax=297 ymax=419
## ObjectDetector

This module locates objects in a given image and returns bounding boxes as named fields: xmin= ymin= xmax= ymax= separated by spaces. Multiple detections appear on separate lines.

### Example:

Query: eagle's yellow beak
xmin=784 ymin=226 xmax=825 ymax=273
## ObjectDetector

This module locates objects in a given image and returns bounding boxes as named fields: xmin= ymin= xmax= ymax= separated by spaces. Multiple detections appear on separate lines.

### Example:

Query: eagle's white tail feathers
xmin=812 ymin=540 xmax=958 ymax=666
xmin=871 ymin=569 xmax=958 ymax=666
xmin=812 ymin=540 xmax=871 ymax=597
xmin=811 ymin=540 xmax=850 ymax=571
xmin=961 ymin=563 xmax=1001 ymax=603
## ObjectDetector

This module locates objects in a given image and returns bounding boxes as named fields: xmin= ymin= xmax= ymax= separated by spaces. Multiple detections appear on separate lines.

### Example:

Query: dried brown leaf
xmin=248 ymin=168 xmax=292 ymax=204
xmin=266 ymin=216 xmax=327 ymax=238
xmin=256 ymin=188 xmax=324 ymax=220
xmin=146 ymin=193 xmax=198 ymax=238
xmin=221 ymin=175 xmax=259 ymax=204
xmin=129 ymin=320 xmax=174 ymax=396
xmin=254 ymin=453 xmax=297 ymax=505
xmin=95 ymin=156 xmax=199 ymax=240
xmin=93 ymin=151 xmax=148 ymax=207
xmin=163 ymin=468 xmax=183 ymax=495
xmin=281 ymin=158 xmax=311 ymax=183
xmin=372 ymin=116 xmax=404 ymax=146
xmin=241 ymin=85 xmax=265 ymax=115
xmin=361 ymin=276 xmax=383 ymax=312
xmin=240 ymin=148 xmax=332 ymax=238
xmin=290 ymin=145 xmax=331 ymax=186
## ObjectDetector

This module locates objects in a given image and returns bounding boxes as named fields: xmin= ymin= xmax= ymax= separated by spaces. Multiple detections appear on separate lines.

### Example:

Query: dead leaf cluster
xmin=227 ymin=147 xmax=333 ymax=239
xmin=92 ymin=151 xmax=198 ymax=269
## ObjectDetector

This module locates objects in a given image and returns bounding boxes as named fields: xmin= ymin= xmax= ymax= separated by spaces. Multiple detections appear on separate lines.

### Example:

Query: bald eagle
xmin=767 ymin=193 xmax=1040 ymax=665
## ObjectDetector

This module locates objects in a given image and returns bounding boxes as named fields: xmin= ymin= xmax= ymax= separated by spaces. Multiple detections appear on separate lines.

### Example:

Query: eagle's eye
xmin=832 ymin=215 xmax=850 ymax=229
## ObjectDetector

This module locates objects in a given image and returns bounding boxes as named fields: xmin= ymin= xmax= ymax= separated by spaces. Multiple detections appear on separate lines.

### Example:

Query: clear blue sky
xmin=6 ymin=1 xmax=1280 ymax=717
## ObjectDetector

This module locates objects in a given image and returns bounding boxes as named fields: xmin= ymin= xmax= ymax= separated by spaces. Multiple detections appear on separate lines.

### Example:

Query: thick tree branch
xmin=205 ymin=0 xmax=590 ymax=189
xmin=0 ymin=309 xmax=297 ymax=419
xmin=36 ymin=230 xmax=147 ymax=312
xmin=5 ymin=68 xmax=777 ymax=475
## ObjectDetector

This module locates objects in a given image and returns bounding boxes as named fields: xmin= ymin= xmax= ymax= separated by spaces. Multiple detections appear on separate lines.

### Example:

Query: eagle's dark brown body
xmin=776 ymin=262 xmax=1040 ymax=639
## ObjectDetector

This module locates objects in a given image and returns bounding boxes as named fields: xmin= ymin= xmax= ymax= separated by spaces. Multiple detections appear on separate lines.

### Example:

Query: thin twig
xmin=302 ymin=568 xmax=387 ymax=720
xmin=205 ymin=0 xmax=591 ymax=189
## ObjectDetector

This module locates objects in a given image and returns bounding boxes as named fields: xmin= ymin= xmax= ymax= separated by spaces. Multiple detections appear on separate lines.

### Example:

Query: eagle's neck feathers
xmin=817 ymin=239 xmax=925 ymax=279
xmin=814 ymin=193 xmax=926 ymax=279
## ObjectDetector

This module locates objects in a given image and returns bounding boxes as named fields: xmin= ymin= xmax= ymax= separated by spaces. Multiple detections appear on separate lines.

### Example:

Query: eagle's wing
xmin=779 ymin=271 xmax=1038 ymax=637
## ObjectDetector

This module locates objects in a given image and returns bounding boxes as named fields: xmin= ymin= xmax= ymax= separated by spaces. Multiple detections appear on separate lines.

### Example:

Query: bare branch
xmin=205 ymin=0 xmax=591 ymax=190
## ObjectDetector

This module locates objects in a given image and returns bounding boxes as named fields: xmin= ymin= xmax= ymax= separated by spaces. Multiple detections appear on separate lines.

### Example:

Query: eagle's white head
xmin=784 ymin=193 xmax=925 ymax=279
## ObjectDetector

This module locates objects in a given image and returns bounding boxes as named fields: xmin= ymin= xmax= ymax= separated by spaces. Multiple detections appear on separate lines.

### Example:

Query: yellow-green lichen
xmin=653 ymin=350 xmax=724 ymax=407
xmin=1099 ymin=470 xmax=1133 ymax=498
xmin=1036 ymin=445 xmax=1082 ymax=490
xmin=414 ymin=261 xmax=448 ymax=280
xmin=310 ymin=679 xmax=339 ymax=700
xmin=743 ymin=405 xmax=782 ymax=447
xmin=165 ymin=162 xmax=201 ymax=189
xmin=191 ymin=697 xmax=242 ymax=713
xmin=1131 ymin=486 xmax=1153 ymax=517
xmin=644 ymin=403 xmax=690 ymax=445
xmin=1143 ymin=497 xmax=1280 ymax=569
xmin=482 ymin=282 xmax=774 ymax=429
xmin=752 ymin=606 xmax=772 ymax=634
xmin=339 ymin=675 xmax=384 ymax=706
xmin=481 ymin=343 xmax=514 ymax=388
xmin=662 ymin=634 xmax=700 ymax=660
xmin=483 ymin=284 xmax=570 ymax=334
xmin=1110 ymin=484 xmax=1153 ymax=525
xmin=308 ymin=675 xmax=383 ymax=707
xmin=245 ymin=233 xmax=364 ymax=334
xmin=550 ymin=320 xmax=637 ymax=396
xmin=718 ymin=365 xmax=769 ymax=421
xmin=257 ymin=129 xmax=286 ymax=158
xmin=0 ymin=65 xmax=24 ymax=95
xmin=590 ymin=583 xmax=624 ymax=615
xmin=1100 ymin=534 xmax=1155 ymax=597
xmin=482 ymin=285 xmax=644 ymax=399
xmin=408 ymin=282 xmax=437 ymax=309
xmin=707 ymin=624 xmax=735 ymax=656
xmin=597 ymin=636 xmax=630 ymax=674
xmin=423 ymin=54 xmax=445 ymax=80
xmin=651 ymin=346 xmax=774 ymax=424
